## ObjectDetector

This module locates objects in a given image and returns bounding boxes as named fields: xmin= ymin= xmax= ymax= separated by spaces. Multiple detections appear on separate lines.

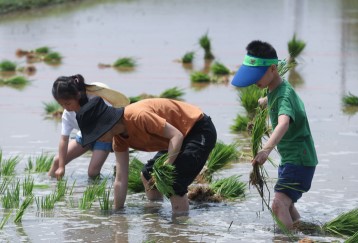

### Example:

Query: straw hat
xmin=85 ymin=82 xmax=129 ymax=108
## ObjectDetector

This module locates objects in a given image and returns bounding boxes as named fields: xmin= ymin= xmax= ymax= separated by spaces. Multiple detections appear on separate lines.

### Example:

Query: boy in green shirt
xmin=231 ymin=40 xmax=318 ymax=229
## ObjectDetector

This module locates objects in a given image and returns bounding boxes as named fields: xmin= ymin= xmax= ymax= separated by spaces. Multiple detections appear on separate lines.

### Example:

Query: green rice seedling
xmin=42 ymin=101 xmax=63 ymax=119
xmin=322 ymin=208 xmax=358 ymax=238
xmin=22 ymin=175 xmax=34 ymax=197
xmin=150 ymin=154 xmax=176 ymax=198
xmin=1 ymin=76 xmax=29 ymax=86
xmin=238 ymin=85 xmax=264 ymax=118
xmin=343 ymin=93 xmax=358 ymax=106
xmin=0 ymin=155 xmax=20 ymax=176
xmin=54 ymin=178 xmax=68 ymax=201
xmin=209 ymin=175 xmax=246 ymax=200
xmin=159 ymin=87 xmax=185 ymax=100
xmin=0 ymin=60 xmax=17 ymax=72
xmin=128 ymin=158 xmax=145 ymax=193
xmin=68 ymin=179 xmax=76 ymax=196
xmin=26 ymin=152 xmax=55 ymax=173
xmin=0 ymin=209 xmax=13 ymax=229
xmin=35 ymin=46 xmax=50 ymax=54
xmin=211 ymin=62 xmax=230 ymax=75
xmin=277 ymin=59 xmax=297 ymax=78
xmin=113 ymin=57 xmax=136 ymax=68
xmin=78 ymin=177 xmax=108 ymax=210
xmin=200 ymin=141 xmax=238 ymax=183
xmin=345 ymin=230 xmax=358 ymax=243
xmin=288 ymin=33 xmax=306 ymax=63
xmin=14 ymin=195 xmax=34 ymax=223
xmin=43 ymin=52 xmax=62 ymax=64
xmin=0 ymin=177 xmax=12 ymax=194
xmin=35 ymin=194 xmax=56 ymax=210
xmin=98 ymin=185 xmax=113 ymax=211
xmin=2 ymin=180 xmax=20 ymax=209
xmin=190 ymin=71 xmax=210 ymax=83
xmin=231 ymin=114 xmax=250 ymax=132
xmin=199 ymin=33 xmax=215 ymax=60
xmin=181 ymin=51 xmax=195 ymax=64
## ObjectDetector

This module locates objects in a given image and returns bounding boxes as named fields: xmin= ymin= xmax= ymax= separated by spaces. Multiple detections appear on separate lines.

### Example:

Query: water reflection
xmin=288 ymin=68 xmax=305 ymax=88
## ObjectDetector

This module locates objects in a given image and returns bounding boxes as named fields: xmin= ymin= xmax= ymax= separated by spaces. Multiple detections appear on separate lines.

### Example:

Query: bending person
xmin=48 ymin=74 xmax=129 ymax=180
xmin=76 ymin=97 xmax=217 ymax=214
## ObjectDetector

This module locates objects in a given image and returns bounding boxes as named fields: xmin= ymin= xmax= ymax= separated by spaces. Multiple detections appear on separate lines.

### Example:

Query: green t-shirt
xmin=267 ymin=81 xmax=318 ymax=166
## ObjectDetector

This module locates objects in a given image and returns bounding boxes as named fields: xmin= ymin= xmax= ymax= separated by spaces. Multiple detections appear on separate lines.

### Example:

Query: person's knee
xmin=272 ymin=193 xmax=292 ymax=214
xmin=88 ymin=167 xmax=101 ymax=178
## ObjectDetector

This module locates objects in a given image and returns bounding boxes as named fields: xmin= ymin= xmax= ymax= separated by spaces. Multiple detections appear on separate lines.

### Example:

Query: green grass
xmin=128 ymin=158 xmax=145 ymax=193
xmin=343 ymin=93 xmax=358 ymax=106
xmin=0 ymin=60 xmax=17 ymax=72
xmin=199 ymin=33 xmax=215 ymax=59
xmin=113 ymin=57 xmax=136 ymax=68
xmin=322 ymin=208 xmax=358 ymax=238
xmin=181 ymin=51 xmax=195 ymax=64
xmin=211 ymin=62 xmax=230 ymax=75
xmin=190 ymin=71 xmax=210 ymax=83
xmin=150 ymin=154 xmax=176 ymax=198
xmin=210 ymin=175 xmax=246 ymax=200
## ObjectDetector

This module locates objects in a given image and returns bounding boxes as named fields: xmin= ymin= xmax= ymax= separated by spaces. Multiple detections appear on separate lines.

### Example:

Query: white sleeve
xmin=61 ymin=110 xmax=79 ymax=136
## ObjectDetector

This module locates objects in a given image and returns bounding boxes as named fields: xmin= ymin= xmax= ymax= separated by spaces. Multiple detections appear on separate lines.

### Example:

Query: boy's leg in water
xmin=272 ymin=191 xmax=295 ymax=229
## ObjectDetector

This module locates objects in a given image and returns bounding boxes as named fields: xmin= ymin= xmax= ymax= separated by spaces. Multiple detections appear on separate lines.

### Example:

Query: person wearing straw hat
xmin=231 ymin=40 xmax=318 ymax=229
xmin=76 ymin=96 xmax=217 ymax=214
xmin=48 ymin=74 xmax=129 ymax=180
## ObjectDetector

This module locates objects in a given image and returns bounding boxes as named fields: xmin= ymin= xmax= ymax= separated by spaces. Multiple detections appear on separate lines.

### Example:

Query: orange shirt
xmin=113 ymin=98 xmax=203 ymax=152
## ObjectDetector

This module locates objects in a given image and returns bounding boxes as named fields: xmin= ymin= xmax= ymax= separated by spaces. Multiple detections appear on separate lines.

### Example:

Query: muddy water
xmin=0 ymin=0 xmax=358 ymax=242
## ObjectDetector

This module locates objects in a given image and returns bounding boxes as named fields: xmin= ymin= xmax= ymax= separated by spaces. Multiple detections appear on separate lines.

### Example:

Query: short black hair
xmin=246 ymin=40 xmax=278 ymax=59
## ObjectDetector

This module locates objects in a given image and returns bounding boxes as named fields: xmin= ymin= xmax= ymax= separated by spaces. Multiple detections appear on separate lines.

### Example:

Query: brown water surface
xmin=0 ymin=0 xmax=358 ymax=242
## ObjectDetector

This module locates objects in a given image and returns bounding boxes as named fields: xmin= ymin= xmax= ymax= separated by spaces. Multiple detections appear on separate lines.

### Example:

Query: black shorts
xmin=142 ymin=114 xmax=217 ymax=196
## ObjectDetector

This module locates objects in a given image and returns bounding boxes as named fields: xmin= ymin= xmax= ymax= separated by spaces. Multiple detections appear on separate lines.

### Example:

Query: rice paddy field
xmin=1 ymin=0 xmax=358 ymax=242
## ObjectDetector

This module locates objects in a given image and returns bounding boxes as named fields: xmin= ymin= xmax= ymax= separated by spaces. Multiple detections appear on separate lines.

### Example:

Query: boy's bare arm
xmin=252 ymin=114 xmax=290 ymax=165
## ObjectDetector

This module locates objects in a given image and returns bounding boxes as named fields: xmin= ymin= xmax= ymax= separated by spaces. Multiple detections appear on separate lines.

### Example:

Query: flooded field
xmin=0 ymin=0 xmax=358 ymax=242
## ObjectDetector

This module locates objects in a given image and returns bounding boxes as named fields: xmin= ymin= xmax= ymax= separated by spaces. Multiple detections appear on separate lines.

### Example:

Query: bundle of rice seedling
xmin=199 ymin=141 xmax=238 ymax=183
xmin=181 ymin=51 xmax=195 ymax=64
xmin=43 ymin=52 xmax=62 ymax=64
xmin=1 ymin=76 xmax=29 ymax=86
xmin=128 ymin=158 xmax=145 ymax=193
xmin=187 ymin=184 xmax=222 ymax=202
xmin=199 ymin=33 xmax=215 ymax=60
xmin=238 ymin=85 xmax=265 ymax=118
xmin=277 ymin=59 xmax=297 ymax=78
xmin=150 ymin=154 xmax=176 ymax=198
xmin=322 ymin=208 xmax=358 ymax=238
xmin=345 ymin=230 xmax=358 ymax=243
xmin=288 ymin=33 xmax=306 ymax=63
xmin=190 ymin=71 xmax=211 ymax=83
xmin=230 ymin=114 xmax=250 ymax=132
xmin=0 ymin=60 xmax=17 ymax=72
xmin=113 ymin=57 xmax=136 ymax=68
xmin=159 ymin=87 xmax=185 ymax=100
xmin=209 ymin=175 xmax=246 ymax=200
xmin=342 ymin=93 xmax=358 ymax=106
xmin=211 ymin=62 xmax=230 ymax=75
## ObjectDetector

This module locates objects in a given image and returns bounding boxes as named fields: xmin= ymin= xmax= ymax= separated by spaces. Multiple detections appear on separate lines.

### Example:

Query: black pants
xmin=142 ymin=114 xmax=217 ymax=196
